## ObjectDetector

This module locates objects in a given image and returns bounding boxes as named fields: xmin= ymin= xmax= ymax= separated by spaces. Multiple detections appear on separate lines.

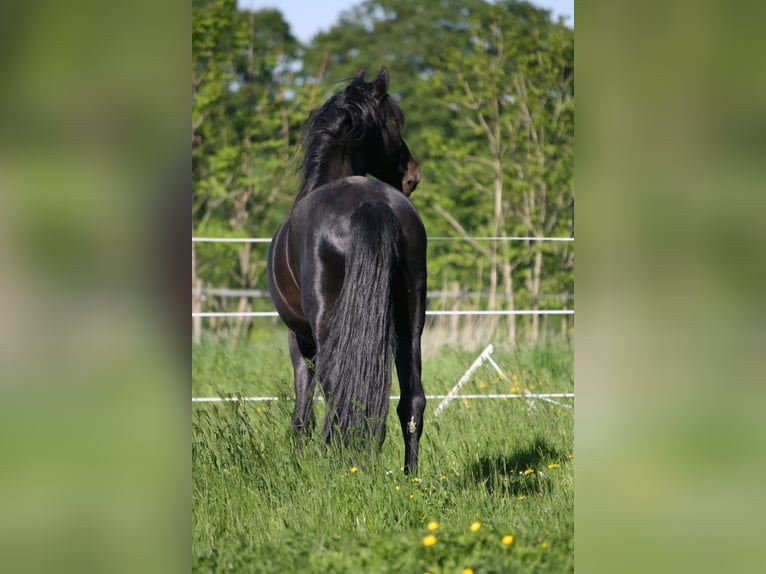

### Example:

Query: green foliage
xmin=192 ymin=342 xmax=574 ymax=572
xmin=192 ymin=0 xmax=319 ymax=293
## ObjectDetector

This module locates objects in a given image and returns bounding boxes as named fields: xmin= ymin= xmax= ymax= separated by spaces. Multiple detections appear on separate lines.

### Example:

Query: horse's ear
xmin=373 ymin=66 xmax=389 ymax=100
xmin=355 ymin=67 xmax=367 ymax=80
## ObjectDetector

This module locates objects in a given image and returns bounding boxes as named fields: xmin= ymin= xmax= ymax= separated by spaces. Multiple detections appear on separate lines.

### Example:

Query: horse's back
xmin=290 ymin=177 xmax=425 ymax=247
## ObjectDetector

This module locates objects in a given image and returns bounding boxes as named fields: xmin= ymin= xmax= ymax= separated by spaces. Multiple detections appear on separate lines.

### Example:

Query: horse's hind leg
xmin=395 ymin=334 xmax=426 ymax=475
xmin=288 ymin=330 xmax=317 ymax=440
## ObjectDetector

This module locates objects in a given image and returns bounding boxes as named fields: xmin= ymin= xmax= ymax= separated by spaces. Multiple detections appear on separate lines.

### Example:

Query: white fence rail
xmin=192 ymin=236 xmax=574 ymax=243
xmin=192 ymin=287 xmax=574 ymax=300
xmin=193 ymin=310 xmax=573 ymax=318
xmin=192 ymin=345 xmax=574 ymax=407
xmin=192 ymin=236 xmax=574 ymax=319
xmin=192 ymin=393 xmax=574 ymax=403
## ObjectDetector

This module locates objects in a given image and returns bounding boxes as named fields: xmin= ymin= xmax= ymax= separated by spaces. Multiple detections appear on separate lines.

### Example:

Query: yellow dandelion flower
xmin=427 ymin=521 xmax=439 ymax=531
xmin=523 ymin=468 xmax=534 ymax=475
xmin=463 ymin=399 xmax=471 ymax=408
xmin=527 ymin=384 xmax=536 ymax=391
xmin=409 ymin=494 xmax=415 ymax=500
xmin=439 ymin=475 xmax=446 ymax=481
xmin=422 ymin=534 xmax=437 ymax=547
xmin=256 ymin=406 xmax=263 ymax=414
xmin=547 ymin=463 xmax=560 ymax=469
xmin=517 ymin=495 xmax=527 ymax=500
xmin=411 ymin=476 xmax=421 ymax=483
xmin=502 ymin=534 xmax=514 ymax=546
xmin=568 ymin=453 xmax=574 ymax=459
xmin=510 ymin=387 xmax=519 ymax=393
xmin=540 ymin=541 xmax=549 ymax=550
xmin=462 ymin=569 xmax=474 ymax=574
xmin=479 ymin=382 xmax=487 ymax=389
xmin=350 ymin=466 xmax=358 ymax=473
xmin=395 ymin=485 xmax=401 ymax=491
xmin=469 ymin=521 xmax=481 ymax=532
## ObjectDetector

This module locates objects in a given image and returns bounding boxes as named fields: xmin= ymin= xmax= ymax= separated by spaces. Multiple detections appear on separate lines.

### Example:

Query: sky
xmin=238 ymin=0 xmax=573 ymax=45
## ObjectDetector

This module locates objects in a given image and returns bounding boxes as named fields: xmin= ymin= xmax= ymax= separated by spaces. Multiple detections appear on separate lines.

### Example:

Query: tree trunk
xmin=501 ymin=249 xmax=516 ymax=346
xmin=230 ymin=243 xmax=252 ymax=345
xmin=487 ymin=155 xmax=504 ymax=340
xmin=488 ymin=237 xmax=498 ymax=340
xmin=435 ymin=269 xmax=450 ymax=344
xmin=229 ymin=296 xmax=251 ymax=350
xmin=531 ymin=244 xmax=543 ymax=342
xmin=473 ymin=258 xmax=484 ymax=348
xmin=192 ymin=244 xmax=201 ymax=345
xmin=449 ymin=281 xmax=460 ymax=346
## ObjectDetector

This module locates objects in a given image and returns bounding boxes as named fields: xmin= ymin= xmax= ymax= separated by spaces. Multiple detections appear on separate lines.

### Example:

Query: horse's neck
xmin=299 ymin=147 xmax=363 ymax=197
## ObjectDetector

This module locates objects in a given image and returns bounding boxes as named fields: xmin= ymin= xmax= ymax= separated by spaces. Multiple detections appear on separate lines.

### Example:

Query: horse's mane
xmin=294 ymin=77 xmax=383 ymax=203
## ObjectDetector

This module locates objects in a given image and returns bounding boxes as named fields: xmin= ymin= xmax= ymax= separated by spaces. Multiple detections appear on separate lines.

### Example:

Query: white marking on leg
xmin=407 ymin=416 xmax=417 ymax=434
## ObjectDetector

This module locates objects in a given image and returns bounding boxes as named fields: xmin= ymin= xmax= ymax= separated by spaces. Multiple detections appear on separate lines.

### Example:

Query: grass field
xmin=192 ymin=333 xmax=574 ymax=573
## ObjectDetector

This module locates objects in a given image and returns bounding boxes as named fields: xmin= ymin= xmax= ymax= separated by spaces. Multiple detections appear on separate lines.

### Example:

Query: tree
xmin=192 ymin=0 xmax=321 ymax=341
xmin=418 ymin=1 xmax=574 ymax=343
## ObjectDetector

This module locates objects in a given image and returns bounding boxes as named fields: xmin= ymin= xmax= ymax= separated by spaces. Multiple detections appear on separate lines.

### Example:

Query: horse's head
xmin=351 ymin=67 xmax=420 ymax=196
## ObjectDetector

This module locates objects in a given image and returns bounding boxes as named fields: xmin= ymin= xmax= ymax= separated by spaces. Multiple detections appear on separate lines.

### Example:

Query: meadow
xmin=192 ymin=330 xmax=573 ymax=573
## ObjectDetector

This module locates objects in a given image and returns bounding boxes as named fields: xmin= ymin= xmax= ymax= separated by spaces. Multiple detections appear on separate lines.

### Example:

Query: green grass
xmin=193 ymin=335 xmax=573 ymax=573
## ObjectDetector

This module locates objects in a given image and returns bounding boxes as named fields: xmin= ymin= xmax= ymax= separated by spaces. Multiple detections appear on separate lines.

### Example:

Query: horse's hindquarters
xmin=267 ymin=221 xmax=310 ymax=339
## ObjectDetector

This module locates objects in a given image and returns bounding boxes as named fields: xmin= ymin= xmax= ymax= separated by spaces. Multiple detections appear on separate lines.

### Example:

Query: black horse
xmin=266 ymin=67 xmax=427 ymax=474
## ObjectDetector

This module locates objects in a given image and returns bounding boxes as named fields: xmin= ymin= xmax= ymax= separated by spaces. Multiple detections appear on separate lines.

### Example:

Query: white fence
xmin=192 ymin=236 xmax=574 ymax=243
xmin=193 ymin=310 xmax=572 ymax=318
xmin=192 ymin=235 xmax=574 ymax=319
xmin=192 ymin=239 xmax=574 ymax=405
xmin=192 ymin=344 xmax=574 ymax=408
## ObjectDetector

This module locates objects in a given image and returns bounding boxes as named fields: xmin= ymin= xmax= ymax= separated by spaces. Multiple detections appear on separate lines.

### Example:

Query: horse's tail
xmin=317 ymin=201 xmax=401 ymax=450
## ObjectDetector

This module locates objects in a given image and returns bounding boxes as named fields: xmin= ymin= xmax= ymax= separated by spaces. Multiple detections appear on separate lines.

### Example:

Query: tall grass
xmin=193 ymin=338 xmax=573 ymax=573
